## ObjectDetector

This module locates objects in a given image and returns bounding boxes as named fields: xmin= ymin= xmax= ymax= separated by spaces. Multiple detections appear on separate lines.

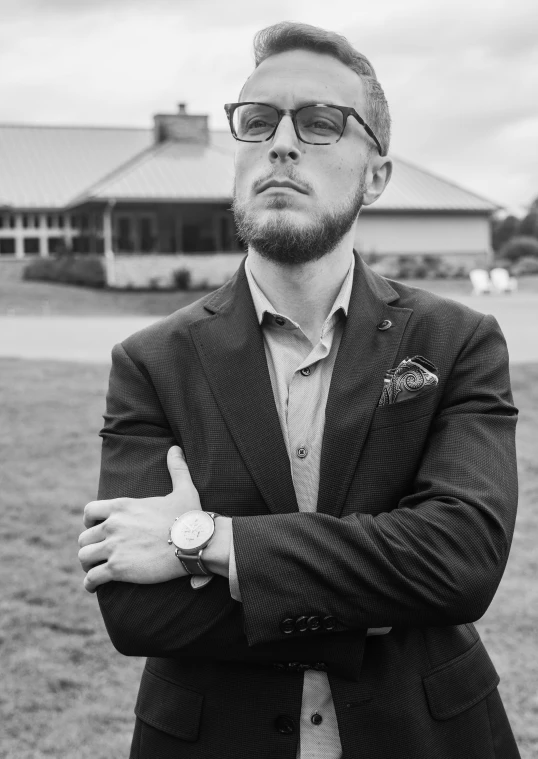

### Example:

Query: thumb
xmin=167 ymin=445 xmax=192 ymax=491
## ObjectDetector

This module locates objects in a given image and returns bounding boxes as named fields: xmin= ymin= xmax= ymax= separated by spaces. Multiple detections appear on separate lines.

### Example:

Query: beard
xmin=232 ymin=173 xmax=366 ymax=266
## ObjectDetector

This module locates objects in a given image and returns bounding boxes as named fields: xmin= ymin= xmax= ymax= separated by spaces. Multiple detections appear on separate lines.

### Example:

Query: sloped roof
xmin=70 ymin=138 xmax=236 ymax=205
xmin=0 ymin=122 xmax=499 ymax=213
xmin=370 ymin=157 xmax=499 ymax=213
xmin=0 ymin=123 xmax=152 ymax=208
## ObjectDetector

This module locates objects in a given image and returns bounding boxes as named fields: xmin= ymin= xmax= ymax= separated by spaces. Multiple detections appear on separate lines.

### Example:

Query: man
xmin=78 ymin=21 xmax=521 ymax=759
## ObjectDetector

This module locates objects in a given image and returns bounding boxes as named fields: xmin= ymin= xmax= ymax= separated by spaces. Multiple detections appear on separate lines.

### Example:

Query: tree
xmin=499 ymin=235 xmax=538 ymax=263
xmin=517 ymin=212 xmax=538 ymax=239
xmin=491 ymin=214 xmax=519 ymax=252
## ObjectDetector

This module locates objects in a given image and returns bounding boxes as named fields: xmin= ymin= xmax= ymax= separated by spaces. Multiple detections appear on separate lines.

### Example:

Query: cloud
xmin=0 ymin=0 xmax=536 ymax=207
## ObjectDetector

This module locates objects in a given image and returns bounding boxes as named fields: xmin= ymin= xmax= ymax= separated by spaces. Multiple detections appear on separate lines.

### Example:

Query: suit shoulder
xmin=118 ymin=290 xmax=216 ymax=361
xmin=386 ymin=279 xmax=487 ymax=332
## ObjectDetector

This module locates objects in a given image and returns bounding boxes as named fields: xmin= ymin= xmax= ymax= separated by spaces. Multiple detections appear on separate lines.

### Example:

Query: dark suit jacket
xmin=96 ymin=253 xmax=520 ymax=759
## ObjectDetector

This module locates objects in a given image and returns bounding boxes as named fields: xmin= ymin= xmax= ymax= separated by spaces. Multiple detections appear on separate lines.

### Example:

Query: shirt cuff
xmin=228 ymin=524 xmax=242 ymax=603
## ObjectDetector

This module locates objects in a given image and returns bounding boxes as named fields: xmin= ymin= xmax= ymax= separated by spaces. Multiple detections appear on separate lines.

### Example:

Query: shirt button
xmin=311 ymin=712 xmax=323 ymax=725
xmin=275 ymin=316 xmax=286 ymax=326
xmin=300 ymin=366 xmax=312 ymax=376
xmin=296 ymin=446 xmax=308 ymax=459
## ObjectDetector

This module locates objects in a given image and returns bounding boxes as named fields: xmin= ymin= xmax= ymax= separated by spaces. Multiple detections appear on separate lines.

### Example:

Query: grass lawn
xmin=2 ymin=262 xmax=538 ymax=317
xmin=0 ymin=358 xmax=536 ymax=758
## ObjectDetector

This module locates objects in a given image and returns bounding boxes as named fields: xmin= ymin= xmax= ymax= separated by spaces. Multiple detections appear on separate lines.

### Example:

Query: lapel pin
xmin=377 ymin=320 xmax=392 ymax=331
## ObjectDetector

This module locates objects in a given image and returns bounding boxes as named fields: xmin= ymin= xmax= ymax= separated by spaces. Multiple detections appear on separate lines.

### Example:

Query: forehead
xmin=241 ymin=49 xmax=366 ymax=111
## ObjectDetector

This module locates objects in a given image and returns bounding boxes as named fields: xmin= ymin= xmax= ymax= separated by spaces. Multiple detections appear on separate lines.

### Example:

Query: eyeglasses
xmin=224 ymin=102 xmax=382 ymax=155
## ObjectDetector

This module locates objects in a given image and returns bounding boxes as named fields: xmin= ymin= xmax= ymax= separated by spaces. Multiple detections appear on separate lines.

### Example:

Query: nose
xmin=268 ymin=114 xmax=301 ymax=164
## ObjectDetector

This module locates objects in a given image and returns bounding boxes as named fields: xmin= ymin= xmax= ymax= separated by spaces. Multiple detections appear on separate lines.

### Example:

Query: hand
xmin=78 ymin=446 xmax=201 ymax=593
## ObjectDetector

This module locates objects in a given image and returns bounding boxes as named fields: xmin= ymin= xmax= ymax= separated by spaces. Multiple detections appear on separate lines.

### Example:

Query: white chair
xmin=469 ymin=269 xmax=492 ymax=295
xmin=490 ymin=267 xmax=518 ymax=294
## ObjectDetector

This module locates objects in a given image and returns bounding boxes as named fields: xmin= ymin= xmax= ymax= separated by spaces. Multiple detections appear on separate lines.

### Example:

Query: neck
xmin=247 ymin=227 xmax=356 ymax=343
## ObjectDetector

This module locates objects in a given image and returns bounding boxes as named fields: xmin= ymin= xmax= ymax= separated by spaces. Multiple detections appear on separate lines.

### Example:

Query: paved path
xmin=0 ymin=316 xmax=158 ymax=363
xmin=0 ymin=293 xmax=537 ymax=364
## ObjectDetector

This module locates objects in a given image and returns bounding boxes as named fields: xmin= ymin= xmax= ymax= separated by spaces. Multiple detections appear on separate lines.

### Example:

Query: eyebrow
xmin=239 ymin=98 xmax=340 ymax=108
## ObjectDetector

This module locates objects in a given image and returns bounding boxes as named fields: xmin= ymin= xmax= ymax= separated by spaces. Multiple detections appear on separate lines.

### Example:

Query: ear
xmin=362 ymin=155 xmax=392 ymax=207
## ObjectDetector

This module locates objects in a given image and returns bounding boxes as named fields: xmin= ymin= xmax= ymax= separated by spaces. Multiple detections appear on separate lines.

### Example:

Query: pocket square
xmin=378 ymin=355 xmax=439 ymax=407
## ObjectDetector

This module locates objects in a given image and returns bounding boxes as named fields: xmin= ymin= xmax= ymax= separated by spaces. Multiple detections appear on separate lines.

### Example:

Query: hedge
xmin=23 ymin=256 xmax=106 ymax=288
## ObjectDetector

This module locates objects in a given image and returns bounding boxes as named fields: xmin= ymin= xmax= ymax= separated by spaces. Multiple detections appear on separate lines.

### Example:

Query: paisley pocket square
xmin=378 ymin=355 xmax=439 ymax=407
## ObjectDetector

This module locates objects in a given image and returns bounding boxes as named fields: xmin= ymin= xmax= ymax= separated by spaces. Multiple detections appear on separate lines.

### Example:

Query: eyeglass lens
xmin=232 ymin=104 xmax=344 ymax=143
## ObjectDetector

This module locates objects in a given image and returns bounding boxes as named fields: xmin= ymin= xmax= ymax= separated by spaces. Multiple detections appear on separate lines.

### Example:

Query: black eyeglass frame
xmin=224 ymin=102 xmax=383 ymax=155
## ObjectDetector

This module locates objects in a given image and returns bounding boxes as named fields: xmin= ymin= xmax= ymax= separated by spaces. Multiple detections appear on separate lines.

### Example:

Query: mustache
xmin=252 ymin=171 xmax=313 ymax=194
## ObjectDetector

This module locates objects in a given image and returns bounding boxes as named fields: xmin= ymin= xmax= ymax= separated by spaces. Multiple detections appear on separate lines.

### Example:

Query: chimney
xmin=153 ymin=103 xmax=209 ymax=145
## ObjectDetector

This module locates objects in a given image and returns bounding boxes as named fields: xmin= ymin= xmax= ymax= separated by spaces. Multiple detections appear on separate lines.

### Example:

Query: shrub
xmin=499 ymin=236 xmax=538 ymax=263
xmin=511 ymin=256 xmax=538 ymax=276
xmin=173 ymin=267 xmax=191 ymax=290
xmin=23 ymin=256 xmax=106 ymax=288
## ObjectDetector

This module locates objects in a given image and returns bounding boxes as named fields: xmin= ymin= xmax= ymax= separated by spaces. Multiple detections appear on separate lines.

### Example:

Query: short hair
xmin=248 ymin=21 xmax=391 ymax=156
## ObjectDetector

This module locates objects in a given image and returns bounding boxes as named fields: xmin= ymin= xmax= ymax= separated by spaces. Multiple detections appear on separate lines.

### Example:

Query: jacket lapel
xmin=316 ymin=254 xmax=413 ymax=518
xmin=189 ymin=260 xmax=298 ymax=515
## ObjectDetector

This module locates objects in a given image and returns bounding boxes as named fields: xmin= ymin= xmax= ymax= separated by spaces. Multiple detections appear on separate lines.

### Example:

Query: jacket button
xmin=322 ymin=615 xmax=337 ymax=631
xmin=275 ymin=714 xmax=295 ymax=734
xmin=307 ymin=615 xmax=321 ymax=631
xmin=377 ymin=319 xmax=392 ymax=331
xmin=295 ymin=616 xmax=309 ymax=633
xmin=311 ymin=712 xmax=323 ymax=725
xmin=280 ymin=618 xmax=295 ymax=635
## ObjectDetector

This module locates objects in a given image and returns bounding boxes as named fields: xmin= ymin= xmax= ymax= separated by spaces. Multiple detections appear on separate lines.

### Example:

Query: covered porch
xmin=70 ymin=200 xmax=241 ymax=256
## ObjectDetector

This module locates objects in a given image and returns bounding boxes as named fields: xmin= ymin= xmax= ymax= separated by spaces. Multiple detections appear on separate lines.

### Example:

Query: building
xmin=0 ymin=104 xmax=499 ymax=287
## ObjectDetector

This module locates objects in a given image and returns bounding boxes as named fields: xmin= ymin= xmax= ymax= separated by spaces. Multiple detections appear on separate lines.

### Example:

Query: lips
xmin=257 ymin=179 xmax=308 ymax=194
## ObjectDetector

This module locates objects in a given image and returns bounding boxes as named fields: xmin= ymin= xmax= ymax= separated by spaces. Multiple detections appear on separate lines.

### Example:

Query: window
xmin=22 ymin=214 xmax=29 ymax=228
xmin=72 ymin=236 xmax=90 ymax=254
xmin=116 ymin=217 xmax=134 ymax=252
xmin=139 ymin=217 xmax=155 ymax=253
xmin=23 ymin=238 xmax=40 ymax=255
xmin=9 ymin=215 xmax=16 ymax=228
xmin=0 ymin=238 xmax=16 ymax=255
xmin=80 ymin=215 xmax=89 ymax=230
xmin=47 ymin=215 xmax=55 ymax=229
xmin=47 ymin=237 xmax=68 ymax=255
xmin=71 ymin=215 xmax=79 ymax=229
xmin=0 ymin=215 xmax=4 ymax=229
xmin=58 ymin=215 xmax=65 ymax=229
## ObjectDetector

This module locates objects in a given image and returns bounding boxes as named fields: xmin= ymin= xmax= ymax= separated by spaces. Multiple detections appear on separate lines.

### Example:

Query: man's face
xmin=232 ymin=49 xmax=390 ymax=265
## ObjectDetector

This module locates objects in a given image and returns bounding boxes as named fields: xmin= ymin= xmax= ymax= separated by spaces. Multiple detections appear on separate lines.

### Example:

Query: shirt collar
xmin=245 ymin=253 xmax=355 ymax=329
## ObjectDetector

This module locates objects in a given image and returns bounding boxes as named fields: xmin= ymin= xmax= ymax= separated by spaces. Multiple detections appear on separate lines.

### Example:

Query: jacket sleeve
xmin=95 ymin=341 xmax=361 ymax=679
xmin=232 ymin=313 xmax=519 ymax=647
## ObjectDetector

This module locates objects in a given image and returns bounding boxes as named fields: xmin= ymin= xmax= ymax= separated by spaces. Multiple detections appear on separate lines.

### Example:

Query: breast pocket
xmin=370 ymin=386 xmax=439 ymax=430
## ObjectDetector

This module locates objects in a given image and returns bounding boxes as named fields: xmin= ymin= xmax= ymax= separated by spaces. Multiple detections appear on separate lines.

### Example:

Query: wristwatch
xmin=168 ymin=511 xmax=223 ymax=576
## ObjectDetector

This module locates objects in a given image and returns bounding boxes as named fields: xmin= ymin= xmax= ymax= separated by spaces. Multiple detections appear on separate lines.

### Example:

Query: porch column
xmin=103 ymin=201 xmax=116 ymax=286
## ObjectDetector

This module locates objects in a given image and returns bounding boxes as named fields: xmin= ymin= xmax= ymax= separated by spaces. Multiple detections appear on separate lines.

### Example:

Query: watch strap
xmin=175 ymin=548 xmax=212 ymax=576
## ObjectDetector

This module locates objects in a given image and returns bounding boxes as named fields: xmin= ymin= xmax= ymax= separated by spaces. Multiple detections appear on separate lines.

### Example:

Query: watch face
xmin=170 ymin=511 xmax=214 ymax=552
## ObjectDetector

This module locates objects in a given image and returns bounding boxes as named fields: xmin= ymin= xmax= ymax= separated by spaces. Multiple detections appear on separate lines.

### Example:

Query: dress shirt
xmin=227 ymin=254 xmax=391 ymax=757
xmin=230 ymin=254 xmax=355 ymax=759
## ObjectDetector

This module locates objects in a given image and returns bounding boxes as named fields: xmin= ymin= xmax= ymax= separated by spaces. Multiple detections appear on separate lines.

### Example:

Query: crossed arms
xmin=78 ymin=313 xmax=518 ymax=675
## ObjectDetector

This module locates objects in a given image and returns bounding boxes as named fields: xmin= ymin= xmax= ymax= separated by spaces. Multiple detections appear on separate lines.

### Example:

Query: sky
xmin=1 ymin=0 xmax=537 ymax=213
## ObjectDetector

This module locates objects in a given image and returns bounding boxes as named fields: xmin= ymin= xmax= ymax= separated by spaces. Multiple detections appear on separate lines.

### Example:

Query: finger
xmin=167 ymin=446 xmax=193 ymax=491
xmin=78 ymin=541 xmax=109 ymax=573
xmin=83 ymin=498 xmax=124 ymax=528
xmin=78 ymin=523 xmax=105 ymax=548
xmin=83 ymin=562 xmax=112 ymax=594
